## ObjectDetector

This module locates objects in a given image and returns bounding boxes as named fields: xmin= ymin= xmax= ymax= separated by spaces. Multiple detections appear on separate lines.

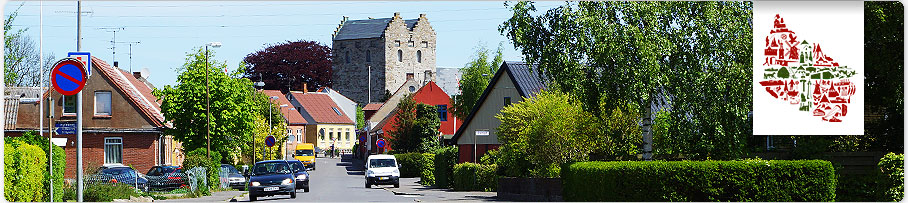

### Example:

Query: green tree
xmin=450 ymin=43 xmax=504 ymax=119
xmin=356 ymin=106 xmax=365 ymax=129
xmin=154 ymin=48 xmax=283 ymax=163
xmin=390 ymin=94 xmax=441 ymax=153
xmin=501 ymin=1 xmax=753 ymax=160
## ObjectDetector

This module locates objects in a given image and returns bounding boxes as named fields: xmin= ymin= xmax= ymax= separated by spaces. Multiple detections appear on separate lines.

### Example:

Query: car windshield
xmin=221 ymin=165 xmax=239 ymax=174
xmin=295 ymin=149 xmax=314 ymax=156
xmin=289 ymin=161 xmax=305 ymax=172
xmin=253 ymin=162 xmax=291 ymax=175
xmin=102 ymin=168 xmax=135 ymax=176
xmin=370 ymin=159 xmax=396 ymax=168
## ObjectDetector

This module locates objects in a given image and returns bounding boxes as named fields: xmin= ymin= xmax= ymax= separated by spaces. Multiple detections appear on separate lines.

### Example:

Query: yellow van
xmin=294 ymin=143 xmax=316 ymax=170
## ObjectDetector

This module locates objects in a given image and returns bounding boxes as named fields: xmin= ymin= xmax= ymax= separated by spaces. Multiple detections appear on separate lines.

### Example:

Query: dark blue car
xmin=247 ymin=160 xmax=296 ymax=201
xmin=98 ymin=166 xmax=148 ymax=192
xmin=285 ymin=160 xmax=310 ymax=192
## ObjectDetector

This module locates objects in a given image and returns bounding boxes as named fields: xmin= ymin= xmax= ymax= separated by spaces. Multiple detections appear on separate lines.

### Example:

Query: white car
xmin=364 ymin=154 xmax=400 ymax=188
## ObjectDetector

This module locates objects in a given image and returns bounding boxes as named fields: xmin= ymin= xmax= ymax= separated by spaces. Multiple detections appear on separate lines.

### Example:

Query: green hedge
xmin=5 ymin=131 xmax=66 ymax=202
xmin=452 ymin=163 xmax=497 ymax=192
xmin=563 ymin=160 xmax=836 ymax=202
xmin=420 ymin=153 xmax=435 ymax=186
xmin=394 ymin=153 xmax=425 ymax=178
xmin=433 ymin=146 xmax=457 ymax=188
xmin=84 ymin=183 xmax=138 ymax=202
xmin=4 ymin=140 xmax=48 ymax=202
xmin=183 ymin=148 xmax=222 ymax=191
xmin=878 ymin=153 xmax=904 ymax=201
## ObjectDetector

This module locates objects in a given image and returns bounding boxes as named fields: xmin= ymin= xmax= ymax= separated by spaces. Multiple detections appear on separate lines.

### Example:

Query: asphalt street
xmin=237 ymin=155 xmax=415 ymax=202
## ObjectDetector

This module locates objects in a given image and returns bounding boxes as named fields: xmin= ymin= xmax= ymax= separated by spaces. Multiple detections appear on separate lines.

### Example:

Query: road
xmin=238 ymin=155 xmax=416 ymax=202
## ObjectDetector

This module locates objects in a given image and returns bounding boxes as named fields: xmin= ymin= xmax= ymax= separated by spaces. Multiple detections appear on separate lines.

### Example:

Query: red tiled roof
xmin=92 ymin=56 xmax=168 ymax=128
xmin=363 ymin=103 xmax=383 ymax=111
xmin=260 ymin=90 xmax=310 ymax=125
xmin=290 ymin=92 xmax=354 ymax=124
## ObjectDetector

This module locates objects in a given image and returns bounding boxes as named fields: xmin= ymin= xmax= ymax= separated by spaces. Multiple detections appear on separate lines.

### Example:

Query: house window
xmin=287 ymin=129 xmax=291 ymax=136
xmin=329 ymin=131 xmax=334 ymax=141
xmin=332 ymin=107 xmax=342 ymax=116
xmin=504 ymin=97 xmax=511 ymax=106
xmin=422 ymin=41 xmax=428 ymax=48
xmin=104 ymin=137 xmax=123 ymax=164
xmin=766 ymin=136 xmax=775 ymax=150
xmin=394 ymin=40 xmax=401 ymax=47
xmin=94 ymin=91 xmax=111 ymax=116
xmin=416 ymin=50 xmax=422 ymax=63
xmin=297 ymin=129 xmax=303 ymax=143
xmin=345 ymin=132 xmax=350 ymax=141
xmin=365 ymin=50 xmax=372 ymax=62
xmin=345 ymin=51 xmax=351 ymax=63
xmin=63 ymin=95 xmax=77 ymax=115
xmin=397 ymin=50 xmax=403 ymax=62
xmin=408 ymin=41 xmax=415 ymax=47
xmin=437 ymin=105 xmax=447 ymax=121
xmin=319 ymin=129 xmax=325 ymax=140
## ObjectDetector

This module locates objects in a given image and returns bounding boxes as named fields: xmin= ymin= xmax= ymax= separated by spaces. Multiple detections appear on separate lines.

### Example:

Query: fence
xmin=66 ymin=167 xmax=210 ymax=194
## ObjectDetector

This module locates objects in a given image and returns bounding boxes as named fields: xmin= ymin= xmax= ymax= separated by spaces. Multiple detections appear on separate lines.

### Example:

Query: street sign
xmin=55 ymin=122 xmax=77 ymax=135
xmin=376 ymin=138 xmax=386 ymax=148
xmin=67 ymin=52 xmax=91 ymax=76
xmin=51 ymin=58 xmax=87 ymax=96
xmin=265 ymin=135 xmax=275 ymax=147
xmin=359 ymin=135 xmax=366 ymax=144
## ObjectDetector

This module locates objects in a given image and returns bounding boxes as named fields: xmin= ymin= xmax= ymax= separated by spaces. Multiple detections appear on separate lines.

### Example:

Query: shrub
xmin=434 ymin=146 xmax=458 ymax=188
xmin=452 ymin=163 xmax=497 ymax=192
xmin=479 ymin=149 xmax=498 ymax=165
xmin=878 ymin=153 xmax=904 ymax=201
xmin=83 ymin=183 xmax=138 ymax=202
xmin=4 ymin=140 xmax=48 ymax=202
xmin=420 ymin=153 xmax=435 ymax=186
xmin=184 ymin=148 xmax=222 ymax=190
xmin=394 ymin=153 xmax=425 ymax=178
xmin=6 ymin=131 xmax=67 ymax=201
xmin=562 ymin=160 xmax=836 ymax=202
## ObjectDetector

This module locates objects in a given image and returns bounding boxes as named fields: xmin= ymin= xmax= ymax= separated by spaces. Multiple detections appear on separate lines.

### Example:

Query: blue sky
xmin=4 ymin=1 xmax=563 ymax=88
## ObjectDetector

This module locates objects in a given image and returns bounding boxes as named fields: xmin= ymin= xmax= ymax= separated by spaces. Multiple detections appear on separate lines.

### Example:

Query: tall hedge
xmin=4 ymin=140 xmax=48 ymax=202
xmin=183 ymin=148 xmax=222 ymax=190
xmin=452 ymin=163 xmax=497 ymax=192
xmin=420 ymin=153 xmax=435 ymax=186
xmin=433 ymin=146 xmax=458 ymax=188
xmin=878 ymin=153 xmax=904 ymax=201
xmin=394 ymin=153 xmax=425 ymax=178
xmin=563 ymin=160 xmax=836 ymax=202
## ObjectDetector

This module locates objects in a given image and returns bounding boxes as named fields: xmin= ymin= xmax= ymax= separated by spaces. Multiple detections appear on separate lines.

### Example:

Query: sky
xmin=4 ymin=1 xmax=564 ymax=88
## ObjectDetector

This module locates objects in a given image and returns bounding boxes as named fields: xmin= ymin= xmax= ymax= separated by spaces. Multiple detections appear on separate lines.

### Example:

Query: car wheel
xmin=290 ymin=191 xmax=297 ymax=199
xmin=365 ymin=181 xmax=371 ymax=188
xmin=394 ymin=182 xmax=400 ymax=188
xmin=304 ymin=187 xmax=309 ymax=193
xmin=250 ymin=195 xmax=257 ymax=201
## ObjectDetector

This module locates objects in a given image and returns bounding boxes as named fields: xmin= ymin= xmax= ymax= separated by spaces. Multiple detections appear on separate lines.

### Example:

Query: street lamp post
xmin=253 ymin=80 xmax=264 ymax=163
xmin=205 ymin=42 xmax=221 ymax=159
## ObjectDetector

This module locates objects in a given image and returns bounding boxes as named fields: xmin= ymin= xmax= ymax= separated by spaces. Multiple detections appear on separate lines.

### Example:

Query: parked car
xmin=246 ymin=160 xmax=296 ymax=201
xmin=220 ymin=164 xmax=247 ymax=190
xmin=145 ymin=166 xmax=185 ymax=191
xmin=286 ymin=160 xmax=310 ymax=192
xmin=98 ymin=165 xmax=149 ymax=192
xmin=364 ymin=154 xmax=400 ymax=188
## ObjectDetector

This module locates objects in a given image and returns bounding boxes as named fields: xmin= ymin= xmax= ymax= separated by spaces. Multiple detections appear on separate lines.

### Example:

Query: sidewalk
xmin=383 ymin=178 xmax=498 ymax=202
xmin=155 ymin=190 xmax=246 ymax=202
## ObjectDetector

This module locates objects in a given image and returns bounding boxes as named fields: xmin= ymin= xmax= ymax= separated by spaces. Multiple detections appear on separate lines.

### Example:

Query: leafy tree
xmin=450 ymin=43 xmax=504 ymax=119
xmin=501 ymin=1 xmax=753 ymax=160
xmin=155 ymin=47 xmax=283 ymax=162
xmin=356 ymin=106 xmax=365 ymax=129
xmin=496 ymin=90 xmax=599 ymax=177
xmin=248 ymin=112 xmax=288 ymax=161
xmin=3 ymin=4 xmax=55 ymax=87
xmin=242 ymin=40 xmax=333 ymax=92
xmin=390 ymin=94 xmax=441 ymax=153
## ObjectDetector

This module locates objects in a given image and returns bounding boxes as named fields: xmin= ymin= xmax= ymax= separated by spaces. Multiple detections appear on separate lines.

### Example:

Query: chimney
xmin=420 ymin=13 xmax=426 ymax=18
xmin=113 ymin=61 xmax=119 ymax=67
xmin=394 ymin=12 xmax=400 ymax=18
xmin=303 ymin=83 xmax=308 ymax=94
xmin=133 ymin=72 xmax=142 ymax=79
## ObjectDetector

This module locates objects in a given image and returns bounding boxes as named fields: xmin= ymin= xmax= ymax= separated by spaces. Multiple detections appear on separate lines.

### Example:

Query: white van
xmin=364 ymin=154 xmax=401 ymax=188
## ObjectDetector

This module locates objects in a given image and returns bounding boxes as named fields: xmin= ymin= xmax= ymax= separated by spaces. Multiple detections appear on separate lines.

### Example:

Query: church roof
xmin=333 ymin=18 xmax=418 ymax=41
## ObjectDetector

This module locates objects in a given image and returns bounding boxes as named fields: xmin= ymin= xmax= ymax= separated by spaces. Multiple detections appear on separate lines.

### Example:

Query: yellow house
xmin=289 ymin=91 xmax=356 ymax=150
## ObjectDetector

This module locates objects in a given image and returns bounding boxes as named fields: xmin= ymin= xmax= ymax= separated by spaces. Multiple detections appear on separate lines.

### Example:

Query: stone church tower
xmin=331 ymin=12 xmax=437 ymax=105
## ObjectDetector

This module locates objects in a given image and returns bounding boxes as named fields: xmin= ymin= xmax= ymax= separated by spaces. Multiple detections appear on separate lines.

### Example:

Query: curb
xmin=227 ymin=192 xmax=247 ymax=202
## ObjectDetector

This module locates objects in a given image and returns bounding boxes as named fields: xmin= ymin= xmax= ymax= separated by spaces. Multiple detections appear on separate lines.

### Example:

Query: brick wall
xmin=50 ymin=132 xmax=159 ymax=179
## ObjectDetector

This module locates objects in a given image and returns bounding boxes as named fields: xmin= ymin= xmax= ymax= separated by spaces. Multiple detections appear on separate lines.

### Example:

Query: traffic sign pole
xmin=76 ymin=1 xmax=83 ymax=200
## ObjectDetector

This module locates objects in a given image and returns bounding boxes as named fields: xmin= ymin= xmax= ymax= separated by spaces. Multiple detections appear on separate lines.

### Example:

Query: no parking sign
xmin=51 ymin=58 xmax=88 ymax=96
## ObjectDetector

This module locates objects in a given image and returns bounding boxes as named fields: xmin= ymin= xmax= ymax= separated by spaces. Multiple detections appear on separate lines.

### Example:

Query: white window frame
xmin=104 ymin=137 xmax=123 ymax=164
xmin=94 ymin=91 xmax=112 ymax=116
xmin=63 ymin=95 xmax=77 ymax=116
xmin=297 ymin=129 xmax=303 ymax=143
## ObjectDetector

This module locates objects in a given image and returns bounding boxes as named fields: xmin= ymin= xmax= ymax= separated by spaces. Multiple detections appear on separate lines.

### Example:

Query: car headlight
xmin=393 ymin=169 xmax=400 ymax=174
xmin=296 ymin=174 xmax=308 ymax=180
xmin=282 ymin=178 xmax=293 ymax=185
xmin=367 ymin=170 xmax=374 ymax=176
xmin=251 ymin=181 xmax=260 ymax=186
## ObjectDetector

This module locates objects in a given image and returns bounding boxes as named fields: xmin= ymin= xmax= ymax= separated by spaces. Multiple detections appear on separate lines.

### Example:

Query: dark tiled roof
xmin=261 ymin=90 xmax=310 ymax=125
xmin=504 ymin=62 xmax=546 ymax=98
xmin=451 ymin=61 xmax=547 ymax=143
xmin=334 ymin=18 xmax=418 ymax=41
xmin=291 ymin=93 xmax=354 ymax=124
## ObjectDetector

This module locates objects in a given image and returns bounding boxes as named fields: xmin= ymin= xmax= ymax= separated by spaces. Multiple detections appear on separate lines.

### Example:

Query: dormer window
xmin=332 ymin=107 xmax=343 ymax=116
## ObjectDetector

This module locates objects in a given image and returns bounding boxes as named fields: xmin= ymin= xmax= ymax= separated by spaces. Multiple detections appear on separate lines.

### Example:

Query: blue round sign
xmin=265 ymin=135 xmax=275 ymax=147
xmin=359 ymin=135 xmax=366 ymax=143
xmin=51 ymin=58 xmax=87 ymax=96
xmin=376 ymin=138 xmax=386 ymax=148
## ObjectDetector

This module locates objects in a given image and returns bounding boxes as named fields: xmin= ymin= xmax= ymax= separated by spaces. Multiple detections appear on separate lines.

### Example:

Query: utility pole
xmin=76 ymin=1 xmax=84 ymax=202
xmin=99 ymin=27 xmax=125 ymax=64
xmin=115 ymin=41 xmax=140 ymax=72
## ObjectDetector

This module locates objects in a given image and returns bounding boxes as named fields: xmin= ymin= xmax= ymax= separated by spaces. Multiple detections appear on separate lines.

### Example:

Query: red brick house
xmin=5 ymin=56 xmax=181 ymax=178
xmin=369 ymin=81 xmax=460 ymax=151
